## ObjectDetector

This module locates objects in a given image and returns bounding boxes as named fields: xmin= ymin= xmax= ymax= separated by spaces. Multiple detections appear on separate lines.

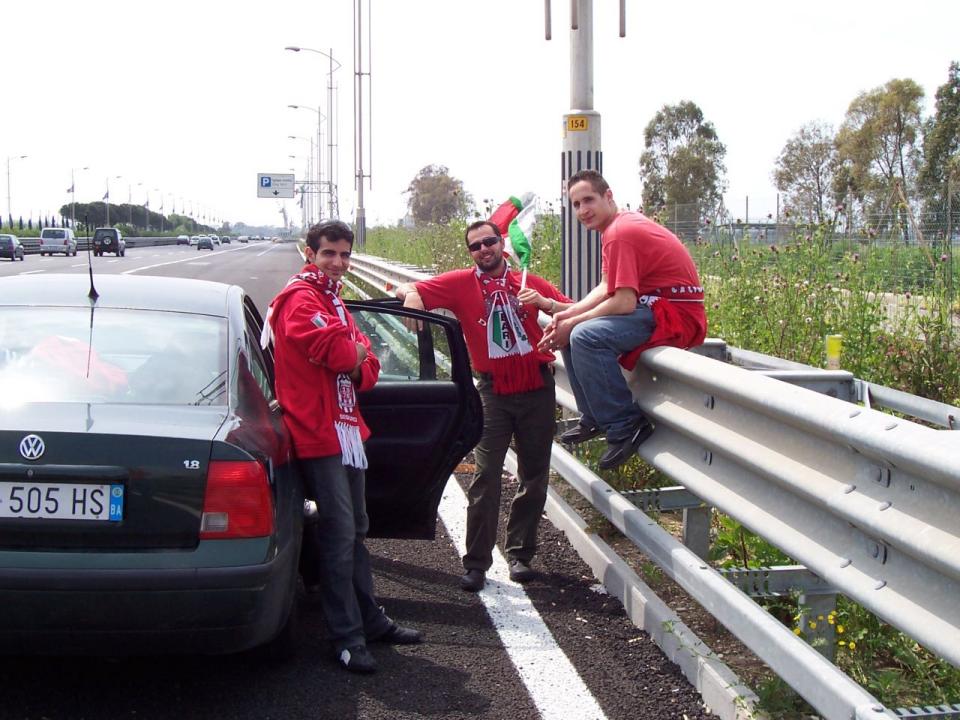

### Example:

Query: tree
xmin=773 ymin=122 xmax=840 ymax=224
xmin=406 ymin=165 xmax=472 ymax=225
xmin=835 ymin=78 xmax=924 ymax=219
xmin=638 ymin=100 xmax=727 ymax=233
xmin=918 ymin=62 xmax=960 ymax=218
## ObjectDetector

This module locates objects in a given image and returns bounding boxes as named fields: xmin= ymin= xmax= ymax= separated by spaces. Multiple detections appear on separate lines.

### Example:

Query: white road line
xmin=256 ymin=245 xmax=278 ymax=257
xmin=121 ymin=244 xmax=251 ymax=274
xmin=17 ymin=269 xmax=46 ymax=275
xmin=71 ymin=263 xmax=86 ymax=268
xmin=439 ymin=478 xmax=609 ymax=720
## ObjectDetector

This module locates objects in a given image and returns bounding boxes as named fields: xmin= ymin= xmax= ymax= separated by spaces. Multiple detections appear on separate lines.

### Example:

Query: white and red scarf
xmin=262 ymin=268 xmax=367 ymax=468
xmin=476 ymin=267 xmax=543 ymax=395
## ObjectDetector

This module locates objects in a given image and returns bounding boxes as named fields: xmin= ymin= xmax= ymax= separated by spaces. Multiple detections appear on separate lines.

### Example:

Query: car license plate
xmin=0 ymin=481 xmax=124 ymax=522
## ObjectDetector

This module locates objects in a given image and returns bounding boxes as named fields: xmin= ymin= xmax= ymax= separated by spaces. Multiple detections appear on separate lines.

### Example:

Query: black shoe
xmin=598 ymin=421 xmax=654 ymax=471
xmin=373 ymin=623 xmax=423 ymax=645
xmin=559 ymin=422 xmax=603 ymax=445
xmin=460 ymin=569 xmax=485 ymax=592
xmin=337 ymin=644 xmax=377 ymax=674
xmin=508 ymin=559 xmax=536 ymax=583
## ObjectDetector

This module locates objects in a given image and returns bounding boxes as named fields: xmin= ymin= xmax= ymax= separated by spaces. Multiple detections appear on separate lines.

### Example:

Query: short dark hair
xmin=306 ymin=219 xmax=354 ymax=252
xmin=464 ymin=220 xmax=501 ymax=244
xmin=567 ymin=169 xmax=609 ymax=194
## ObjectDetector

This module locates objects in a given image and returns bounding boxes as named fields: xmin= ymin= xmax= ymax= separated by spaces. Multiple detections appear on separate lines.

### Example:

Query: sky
xmin=2 ymin=0 xmax=958 ymax=231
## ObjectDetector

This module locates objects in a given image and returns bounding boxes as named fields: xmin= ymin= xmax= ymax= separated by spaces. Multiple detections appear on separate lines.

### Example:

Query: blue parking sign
xmin=261 ymin=176 xmax=272 ymax=188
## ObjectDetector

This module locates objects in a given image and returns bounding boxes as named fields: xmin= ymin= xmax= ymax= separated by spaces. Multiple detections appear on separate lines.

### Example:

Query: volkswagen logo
xmin=19 ymin=434 xmax=45 ymax=461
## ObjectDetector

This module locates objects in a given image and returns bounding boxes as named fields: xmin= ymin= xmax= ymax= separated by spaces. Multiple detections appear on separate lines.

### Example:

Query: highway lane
xmin=0 ymin=242 xmax=717 ymax=719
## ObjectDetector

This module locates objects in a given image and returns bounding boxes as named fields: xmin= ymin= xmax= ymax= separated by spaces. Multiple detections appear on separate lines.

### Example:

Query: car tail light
xmin=200 ymin=460 xmax=274 ymax=539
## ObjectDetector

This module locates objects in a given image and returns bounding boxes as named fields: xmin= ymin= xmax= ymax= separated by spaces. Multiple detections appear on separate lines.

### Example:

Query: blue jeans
xmin=299 ymin=455 xmax=392 ymax=653
xmin=561 ymin=305 xmax=656 ymax=442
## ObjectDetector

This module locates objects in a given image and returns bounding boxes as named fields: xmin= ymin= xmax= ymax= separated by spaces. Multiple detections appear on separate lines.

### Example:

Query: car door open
xmin=346 ymin=298 xmax=483 ymax=540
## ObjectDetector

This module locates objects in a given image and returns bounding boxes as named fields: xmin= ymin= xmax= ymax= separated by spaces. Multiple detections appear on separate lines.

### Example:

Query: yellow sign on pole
xmin=566 ymin=116 xmax=589 ymax=132
xmin=825 ymin=334 xmax=843 ymax=370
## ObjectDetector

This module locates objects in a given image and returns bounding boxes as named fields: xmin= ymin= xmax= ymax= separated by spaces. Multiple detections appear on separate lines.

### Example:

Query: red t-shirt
xmin=414 ymin=268 xmax=571 ymax=374
xmin=601 ymin=212 xmax=708 ymax=368
xmin=603 ymin=211 xmax=703 ymax=300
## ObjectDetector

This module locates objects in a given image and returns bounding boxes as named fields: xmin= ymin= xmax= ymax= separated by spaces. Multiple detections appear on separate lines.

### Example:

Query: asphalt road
xmin=0 ymin=243 xmax=716 ymax=720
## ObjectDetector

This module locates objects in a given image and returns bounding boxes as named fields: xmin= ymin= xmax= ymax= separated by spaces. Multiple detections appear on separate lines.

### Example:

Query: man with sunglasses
xmin=395 ymin=221 xmax=571 ymax=592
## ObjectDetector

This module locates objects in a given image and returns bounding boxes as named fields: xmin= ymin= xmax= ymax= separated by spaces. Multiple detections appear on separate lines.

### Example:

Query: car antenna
xmin=84 ymin=214 xmax=98 ymax=381
xmin=85 ymin=214 xmax=99 ymax=302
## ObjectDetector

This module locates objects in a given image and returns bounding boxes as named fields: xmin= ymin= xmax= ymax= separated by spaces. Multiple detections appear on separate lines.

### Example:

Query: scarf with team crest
xmin=476 ymin=267 xmax=543 ymax=395
xmin=262 ymin=266 xmax=367 ymax=468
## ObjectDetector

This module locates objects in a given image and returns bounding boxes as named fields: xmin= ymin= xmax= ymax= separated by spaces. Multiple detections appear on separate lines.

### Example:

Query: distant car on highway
xmin=189 ymin=235 xmax=200 ymax=246
xmin=209 ymin=235 xmax=221 ymax=246
xmin=238 ymin=235 xmax=249 ymax=243
xmin=0 ymin=234 xmax=25 ymax=261
xmin=39 ymin=228 xmax=77 ymax=257
xmin=197 ymin=236 xmax=214 ymax=250
xmin=0 ymin=273 xmax=481 ymax=657
xmin=176 ymin=235 xmax=190 ymax=245
xmin=221 ymin=235 xmax=231 ymax=244
xmin=92 ymin=228 xmax=125 ymax=257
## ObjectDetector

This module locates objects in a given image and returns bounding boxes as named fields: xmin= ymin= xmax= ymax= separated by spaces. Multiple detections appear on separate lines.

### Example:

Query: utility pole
xmin=547 ymin=0 xmax=624 ymax=300
xmin=353 ymin=0 xmax=372 ymax=248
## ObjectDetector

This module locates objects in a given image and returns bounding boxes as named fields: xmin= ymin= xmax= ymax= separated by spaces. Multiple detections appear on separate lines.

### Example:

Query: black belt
xmin=477 ymin=363 xmax=553 ymax=382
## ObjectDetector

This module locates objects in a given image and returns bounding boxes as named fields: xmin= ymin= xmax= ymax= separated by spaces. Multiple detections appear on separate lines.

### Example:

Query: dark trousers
xmin=464 ymin=366 xmax=556 ymax=572
xmin=299 ymin=455 xmax=392 ymax=653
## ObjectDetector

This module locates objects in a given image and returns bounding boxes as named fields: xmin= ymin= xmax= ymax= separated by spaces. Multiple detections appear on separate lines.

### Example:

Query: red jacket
xmin=269 ymin=274 xmax=380 ymax=459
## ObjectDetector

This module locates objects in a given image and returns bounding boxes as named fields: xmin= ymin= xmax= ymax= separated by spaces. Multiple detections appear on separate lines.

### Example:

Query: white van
xmin=39 ymin=227 xmax=77 ymax=256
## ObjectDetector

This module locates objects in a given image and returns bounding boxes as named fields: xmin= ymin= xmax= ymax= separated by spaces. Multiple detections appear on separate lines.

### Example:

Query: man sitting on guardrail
xmin=395 ymin=220 xmax=572 ymax=593
xmin=539 ymin=170 xmax=707 ymax=471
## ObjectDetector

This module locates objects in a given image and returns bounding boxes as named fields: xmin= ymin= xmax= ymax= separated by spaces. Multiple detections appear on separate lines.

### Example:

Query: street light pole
xmin=6 ymin=154 xmax=28 ymax=227
xmin=352 ymin=0 xmax=372 ymax=248
xmin=289 ymin=104 xmax=325 ymax=219
xmin=285 ymin=45 xmax=342 ymax=219
xmin=70 ymin=165 xmax=89 ymax=230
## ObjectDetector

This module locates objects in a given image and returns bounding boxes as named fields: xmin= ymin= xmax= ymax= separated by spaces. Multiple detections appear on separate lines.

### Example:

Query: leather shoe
xmin=373 ymin=623 xmax=423 ymax=645
xmin=338 ymin=644 xmax=377 ymax=674
xmin=598 ymin=420 xmax=654 ymax=471
xmin=508 ymin=559 xmax=536 ymax=583
xmin=459 ymin=569 xmax=485 ymax=592
xmin=559 ymin=422 xmax=603 ymax=445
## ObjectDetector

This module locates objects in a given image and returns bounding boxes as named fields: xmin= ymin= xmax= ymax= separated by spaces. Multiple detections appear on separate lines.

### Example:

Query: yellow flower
xmin=817 ymin=615 xmax=824 ymax=620
xmin=794 ymin=627 xmax=802 ymax=636
xmin=848 ymin=642 xmax=856 ymax=650
xmin=827 ymin=616 xmax=835 ymax=625
xmin=808 ymin=621 xmax=817 ymax=630
xmin=837 ymin=625 xmax=845 ymax=633
xmin=838 ymin=640 xmax=846 ymax=646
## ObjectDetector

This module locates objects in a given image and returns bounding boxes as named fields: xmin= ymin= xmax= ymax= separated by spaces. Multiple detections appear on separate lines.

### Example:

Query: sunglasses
xmin=467 ymin=236 xmax=500 ymax=253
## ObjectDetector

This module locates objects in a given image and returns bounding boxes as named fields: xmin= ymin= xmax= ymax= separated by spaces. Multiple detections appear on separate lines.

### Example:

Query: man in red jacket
xmin=264 ymin=220 xmax=421 ymax=674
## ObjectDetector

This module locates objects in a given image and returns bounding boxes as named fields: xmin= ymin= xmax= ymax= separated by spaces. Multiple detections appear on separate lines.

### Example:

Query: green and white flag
xmin=503 ymin=194 xmax=539 ymax=290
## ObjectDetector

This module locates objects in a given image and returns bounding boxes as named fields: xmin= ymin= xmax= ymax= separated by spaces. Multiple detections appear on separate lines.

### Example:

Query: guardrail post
xmin=798 ymin=591 xmax=838 ymax=662
xmin=682 ymin=506 xmax=711 ymax=560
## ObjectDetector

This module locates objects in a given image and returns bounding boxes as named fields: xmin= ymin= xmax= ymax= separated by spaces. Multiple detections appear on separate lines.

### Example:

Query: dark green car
xmin=0 ymin=274 xmax=481 ymax=656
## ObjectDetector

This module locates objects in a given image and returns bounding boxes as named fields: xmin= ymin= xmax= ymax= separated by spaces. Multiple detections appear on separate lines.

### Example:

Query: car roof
xmin=0 ymin=273 xmax=234 ymax=317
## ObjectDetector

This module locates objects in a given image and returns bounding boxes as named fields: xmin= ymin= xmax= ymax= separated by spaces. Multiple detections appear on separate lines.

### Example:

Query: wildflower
xmin=827 ymin=615 xmax=835 ymax=625
xmin=731 ymin=255 xmax=739 ymax=262
xmin=941 ymin=254 xmax=949 ymax=262
xmin=838 ymin=640 xmax=847 ymax=646
xmin=753 ymin=296 xmax=760 ymax=302
xmin=848 ymin=641 xmax=856 ymax=650
xmin=837 ymin=625 xmax=845 ymax=634
xmin=713 ymin=251 xmax=720 ymax=257
xmin=805 ymin=317 xmax=812 ymax=323
xmin=712 ymin=302 xmax=720 ymax=310
xmin=769 ymin=244 xmax=778 ymax=253
xmin=852 ymin=253 xmax=860 ymax=263
xmin=808 ymin=621 xmax=817 ymax=629
xmin=793 ymin=627 xmax=802 ymax=636
xmin=905 ymin=292 xmax=911 ymax=300
xmin=817 ymin=615 xmax=824 ymax=620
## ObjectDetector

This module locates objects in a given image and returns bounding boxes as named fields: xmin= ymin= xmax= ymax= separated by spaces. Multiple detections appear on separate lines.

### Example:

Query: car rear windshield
xmin=0 ymin=237 xmax=12 ymax=247
xmin=0 ymin=308 xmax=227 ymax=406
xmin=42 ymin=229 xmax=67 ymax=239
xmin=93 ymin=230 xmax=116 ymax=241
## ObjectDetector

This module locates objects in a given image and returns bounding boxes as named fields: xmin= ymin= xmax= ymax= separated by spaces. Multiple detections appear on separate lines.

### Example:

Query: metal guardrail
xmin=346 ymin=252 xmax=960 ymax=720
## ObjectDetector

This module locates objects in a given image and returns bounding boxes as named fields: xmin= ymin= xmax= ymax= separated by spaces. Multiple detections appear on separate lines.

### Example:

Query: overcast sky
xmin=3 ymin=1 xmax=958 ymax=230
